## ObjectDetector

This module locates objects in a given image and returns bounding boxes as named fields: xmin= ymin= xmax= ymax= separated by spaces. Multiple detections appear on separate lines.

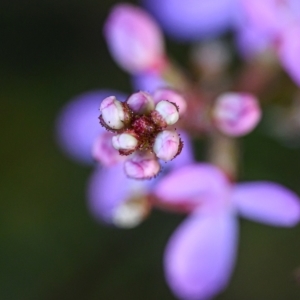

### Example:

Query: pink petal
xmin=165 ymin=210 xmax=238 ymax=300
xmin=279 ymin=26 xmax=300 ymax=87
xmin=232 ymin=182 xmax=300 ymax=226
xmin=153 ymin=163 xmax=230 ymax=212
xmin=104 ymin=4 xmax=165 ymax=74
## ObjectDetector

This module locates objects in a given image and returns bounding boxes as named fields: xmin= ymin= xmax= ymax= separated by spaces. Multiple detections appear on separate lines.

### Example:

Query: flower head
xmin=99 ymin=90 xmax=186 ymax=179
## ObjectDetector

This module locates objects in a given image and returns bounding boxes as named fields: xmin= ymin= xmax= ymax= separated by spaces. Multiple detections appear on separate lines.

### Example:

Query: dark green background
xmin=1 ymin=0 xmax=300 ymax=299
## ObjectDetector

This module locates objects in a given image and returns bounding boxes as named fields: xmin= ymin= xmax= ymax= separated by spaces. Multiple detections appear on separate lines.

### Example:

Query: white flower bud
xmin=100 ymin=96 xmax=127 ymax=130
xmin=153 ymin=130 xmax=181 ymax=161
xmin=153 ymin=88 xmax=187 ymax=115
xmin=112 ymin=133 xmax=139 ymax=152
xmin=212 ymin=93 xmax=261 ymax=137
xmin=124 ymin=151 xmax=160 ymax=179
xmin=154 ymin=100 xmax=179 ymax=126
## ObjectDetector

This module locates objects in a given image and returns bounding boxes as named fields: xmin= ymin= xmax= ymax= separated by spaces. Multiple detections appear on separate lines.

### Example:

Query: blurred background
xmin=1 ymin=0 xmax=300 ymax=299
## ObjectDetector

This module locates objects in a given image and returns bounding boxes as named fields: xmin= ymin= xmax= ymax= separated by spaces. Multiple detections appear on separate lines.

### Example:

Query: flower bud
xmin=212 ymin=93 xmax=261 ymax=137
xmin=127 ymin=91 xmax=155 ymax=114
xmin=112 ymin=196 xmax=151 ymax=228
xmin=152 ymin=100 xmax=179 ymax=127
xmin=99 ymin=96 xmax=130 ymax=130
xmin=92 ymin=132 xmax=124 ymax=166
xmin=153 ymin=130 xmax=182 ymax=161
xmin=112 ymin=132 xmax=139 ymax=155
xmin=153 ymin=88 xmax=187 ymax=115
xmin=104 ymin=4 xmax=165 ymax=74
xmin=124 ymin=151 xmax=161 ymax=179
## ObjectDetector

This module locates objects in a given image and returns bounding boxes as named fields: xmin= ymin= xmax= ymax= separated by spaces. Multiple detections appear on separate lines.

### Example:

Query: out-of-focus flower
xmin=238 ymin=0 xmax=300 ymax=86
xmin=104 ymin=3 xmax=166 ymax=74
xmin=212 ymin=92 xmax=261 ymax=137
xmin=142 ymin=0 xmax=237 ymax=41
xmin=154 ymin=163 xmax=300 ymax=300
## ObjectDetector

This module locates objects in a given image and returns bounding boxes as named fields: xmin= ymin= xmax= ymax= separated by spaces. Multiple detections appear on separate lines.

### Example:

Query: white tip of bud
xmin=155 ymin=100 xmax=179 ymax=126
xmin=92 ymin=132 xmax=124 ymax=166
xmin=127 ymin=91 xmax=155 ymax=114
xmin=153 ymin=130 xmax=181 ymax=161
xmin=112 ymin=196 xmax=150 ymax=228
xmin=212 ymin=93 xmax=261 ymax=137
xmin=153 ymin=88 xmax=187 ymax=115
xmin=100 ymin=96 xmax=126 ymax=130
xmin=112 ymin=132 xmax=139 ymax=151
xmin=124 ymin=151 xmax=161 ymax=179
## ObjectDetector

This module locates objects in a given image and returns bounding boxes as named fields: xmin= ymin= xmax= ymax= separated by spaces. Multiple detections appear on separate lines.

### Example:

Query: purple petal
xmin=131 ymin=71 xmax=169 ymax=93
xmin=279 ymin=26 xmax=300 ymax=87
xmin=87 ymin=164 xmax=153 ymax=226
xmin=142 ymin=0 xmax=237 ymax=41
xmin=153 ymin=163 xmax=230 ymax=212
xmin=240 ymin=0 xmax=300 ymax=36
xmin=232 ymin=181 xmax=300 ymax=226
xmin=165 ymin=210 xmax=238 ymax=300
xmin=55 ymin=90 xmax=126 ymax=164
xmin=235 ymin=25 xmax=273 ymax=59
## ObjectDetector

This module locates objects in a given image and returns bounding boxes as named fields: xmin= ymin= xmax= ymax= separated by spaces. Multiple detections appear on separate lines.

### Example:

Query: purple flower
xmin=153 ymin=163 xmax=300 ymax=299
xmin=142 ymin=0 xmax=237 ymax=41
xmin=238 ymin=0 xmax=300 ymax=86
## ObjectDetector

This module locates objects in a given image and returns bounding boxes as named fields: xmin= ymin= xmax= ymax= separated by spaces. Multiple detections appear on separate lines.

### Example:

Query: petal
xmin=235 ymin=25 xmax=273 ymax=59
xmin=104 ymin=4 xmax=165 ymax=74
xmin=232 ymin=181 xmax=300 ymax=226
xmin=143 ymin=0 xmax=237 ymax=41
xmin=87 ymin=164 xmax=153 ymax=227
xmin=153 ymin=163 xmax=230 ymax=212
xmin=131 ymin=71 xmax=169 ymax=93
xmin=55 ymin=90 xmax=126 ymax=164
xmin=279 ymin=26 xmax=300 ymax=87
xmin=165 ymin=210 xmax=238 ymax=300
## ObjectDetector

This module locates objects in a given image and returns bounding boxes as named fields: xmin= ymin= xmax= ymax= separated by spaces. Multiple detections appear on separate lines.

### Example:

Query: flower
xmin=99 ymin=89 xmax=186 ymax=178
xmin=237 ymin=0 xmax=300 ymax=86
xmin=153 ymin=163 xmax=300 ymax=300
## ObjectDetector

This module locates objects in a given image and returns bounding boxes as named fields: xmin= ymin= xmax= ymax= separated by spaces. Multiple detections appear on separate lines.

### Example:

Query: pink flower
xmin=238 ymin=0 xmax=300 ymax=86
xmin=104 ymin=3 xmax=166 ymax=74
xmin=99 ymin=90 xmax=186 ymax=178
xmin=153 ymin=163 xmax=300 ymax=300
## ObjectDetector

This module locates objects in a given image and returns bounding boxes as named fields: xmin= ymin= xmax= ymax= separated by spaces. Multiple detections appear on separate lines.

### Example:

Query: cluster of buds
xmin=98 ymin=89 xmax=185 ymax=179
